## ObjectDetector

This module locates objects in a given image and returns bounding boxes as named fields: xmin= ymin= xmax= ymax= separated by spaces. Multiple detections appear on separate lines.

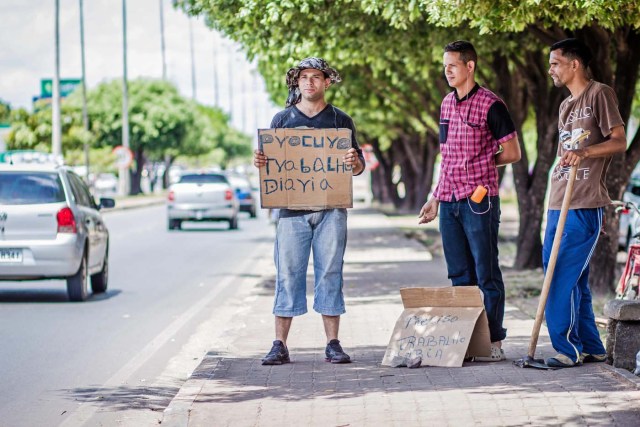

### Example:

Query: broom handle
xmin=528 ymin=164 xmax=578 ymax=358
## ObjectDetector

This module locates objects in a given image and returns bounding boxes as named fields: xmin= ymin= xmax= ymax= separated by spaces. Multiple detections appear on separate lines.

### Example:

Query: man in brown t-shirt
xmin=543 ymin=38 xmax=626 ymax=368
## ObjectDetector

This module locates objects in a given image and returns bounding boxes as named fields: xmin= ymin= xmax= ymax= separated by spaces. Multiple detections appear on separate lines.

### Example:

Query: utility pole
xmin=189 ymin=19 xmax=197 ymax=100
xmin=159 ymin=0 xmax=167 ymax=80
xmin=52 ymin=0 xmax=62 ymax=160
xmin=227 ymin=43 xmax=233 ymax=121
xmin=79 ymin=0 xmax=90 ymax=180
xmin=120 ymin=0 xmax=131 ymax=195
xmin=239 ymin=56 xmax=246 ymax=133
xmin=212 ymin=34 xmax=219 ymax=106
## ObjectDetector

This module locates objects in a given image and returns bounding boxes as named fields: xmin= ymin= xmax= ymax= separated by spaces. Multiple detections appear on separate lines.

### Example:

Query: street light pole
xmin=120 ymin=0 xmax=131 ymax=195
xmin=79 ymin=0 xmax=90 ymax=180
xmin=52 ymin=0 xmax=62 ymax=160
xmin=189 ymin=19 xmax=197 ymax=100
xmin=212 ymin=34 xmax=219 ymax=106
xmin=227 ymin=43 xmax=233 ymax=120
xmin=159 ymin=0 xmax=167 ymax=80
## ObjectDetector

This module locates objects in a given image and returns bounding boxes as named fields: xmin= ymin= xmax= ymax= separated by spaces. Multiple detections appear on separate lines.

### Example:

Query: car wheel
xmin=168 ymin=219 xmax=182 ymax=230
xmin=91 ymin=246 xmax=109 ymax=294
xmin=250 ymin=206 xmax=257 ymax=218
xmin=67 ymin=251 xmax=89 ymax=302
xmin=229 ymin=215 xmax=238 ymax=230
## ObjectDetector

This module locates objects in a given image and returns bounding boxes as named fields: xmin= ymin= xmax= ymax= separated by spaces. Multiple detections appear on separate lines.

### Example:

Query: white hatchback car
xmin=0 ymin=164 xmax=115 ymax=301
xmin=167 ymin=172 xmax=239 ymax=230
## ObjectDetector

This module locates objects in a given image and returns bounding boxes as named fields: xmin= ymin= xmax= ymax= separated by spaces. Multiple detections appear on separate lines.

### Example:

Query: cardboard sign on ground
xmin=381 ymin=287 xmax=492 ymax=367
xmin=258 ymin=128 xmax=353 ymax=210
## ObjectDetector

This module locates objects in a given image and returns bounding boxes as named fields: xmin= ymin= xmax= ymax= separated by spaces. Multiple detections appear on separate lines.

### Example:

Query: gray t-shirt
xmin=548 ymin=81 xmax=624 ymax=209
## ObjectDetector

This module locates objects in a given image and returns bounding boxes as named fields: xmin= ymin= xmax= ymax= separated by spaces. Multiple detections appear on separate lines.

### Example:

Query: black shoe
xmin=325 ymin=339 xmax=351 ymax=364
xmin=261 ymin=340 xmax=290 ymax=365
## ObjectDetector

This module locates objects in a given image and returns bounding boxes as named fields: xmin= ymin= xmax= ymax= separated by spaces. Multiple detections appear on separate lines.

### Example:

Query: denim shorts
xmin=273 ymin=208 xmax=348 ymax=317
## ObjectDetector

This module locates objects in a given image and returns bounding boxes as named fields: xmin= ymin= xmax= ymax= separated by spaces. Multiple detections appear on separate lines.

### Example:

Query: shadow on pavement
xmin=62 ymin=385 xmax=179 ymax=412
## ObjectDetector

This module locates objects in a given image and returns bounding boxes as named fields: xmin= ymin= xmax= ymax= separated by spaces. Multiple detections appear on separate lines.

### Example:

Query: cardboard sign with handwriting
xmin=258 ymin=128 xmax=353 ymax=210
xmin=381 ymin=287 xmax=492 ymax=367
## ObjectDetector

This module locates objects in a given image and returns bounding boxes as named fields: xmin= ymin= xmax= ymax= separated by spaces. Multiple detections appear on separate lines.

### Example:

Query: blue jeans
xmin=273 ymin=209 xmax=348 ymax=317
xmin=543 ymin=208 xmax=606 ymax=362
xmin=439 ymin=196 xmax=506 ymax=342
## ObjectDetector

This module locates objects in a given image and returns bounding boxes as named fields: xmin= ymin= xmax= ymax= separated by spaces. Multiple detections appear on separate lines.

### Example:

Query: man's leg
xmin=439 ymin=200 xmax=479 ymax=286
xmin=311 ymin=209 xmax=350 ymax=363
xmin=276 ymin=316 xmax=293 ymax=344
xmin=576 ymin=265 xmax=606 ymax=359
xmin=263 ymin=214 xmax=312 ymax=366
xmin=543 ymin=208 xmax=601 ymax=367
xmin=322 ymin=314 xmax=340 ymax=342
xmin=460 ymin=196 xmax=507 ymax=345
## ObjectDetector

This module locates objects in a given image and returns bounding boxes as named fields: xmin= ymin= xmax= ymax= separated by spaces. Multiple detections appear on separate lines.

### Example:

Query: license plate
xmin=193 ymin=210 xmax=204 ymax=220
xmin=0 ymin=248 xmax=23 ymax=263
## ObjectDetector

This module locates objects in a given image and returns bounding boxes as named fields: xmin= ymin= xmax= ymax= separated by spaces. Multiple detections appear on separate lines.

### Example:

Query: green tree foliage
xmin=7 ymin=79 xmax=251 ymax=193
xmin=0 ymin=99 xmax=11 ymax=124
xmin=183 ymin=0 xmax=640 ymax=292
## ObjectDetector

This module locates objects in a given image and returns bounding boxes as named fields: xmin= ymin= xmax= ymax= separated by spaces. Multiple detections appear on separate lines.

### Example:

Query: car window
xmin=68 ymin=172 xmax=94 ymax=208
xmin=179 ymin=174 xmax=228 ymax=184
xmin=0 ymin=171 xmax=66 ymax=205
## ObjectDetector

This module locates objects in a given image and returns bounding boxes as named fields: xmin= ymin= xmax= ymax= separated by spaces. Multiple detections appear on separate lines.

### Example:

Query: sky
xmin=0 ymin=0 xmax=280 ymax=138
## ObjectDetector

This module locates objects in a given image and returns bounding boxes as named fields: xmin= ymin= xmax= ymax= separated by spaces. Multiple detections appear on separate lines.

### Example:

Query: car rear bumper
xmin=0 ymin=234 xmax=83 ymax=280
xmin=167 ymin=204 xmax=237 ymax=221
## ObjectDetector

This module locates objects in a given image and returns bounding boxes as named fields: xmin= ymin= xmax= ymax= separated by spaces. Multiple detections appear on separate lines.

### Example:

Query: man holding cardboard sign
xmin=418 ymin=41 xmax=521 ymax=362
xmin=254 ymin=58 xmax=365 ymax=365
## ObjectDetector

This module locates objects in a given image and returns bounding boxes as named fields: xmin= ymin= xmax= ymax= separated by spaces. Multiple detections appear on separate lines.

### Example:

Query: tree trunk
xmin=130 ymin=147 xmax=145 ymax=195
xmin=395 ymin=133 xmax=439 ymax=212
xmin=585 ymin=27 xmax=640 ymax=293
xmin=369 ymin=138 xmax=400 ymax=206
xmin=162 ymin=154 xmax=175 ymax=189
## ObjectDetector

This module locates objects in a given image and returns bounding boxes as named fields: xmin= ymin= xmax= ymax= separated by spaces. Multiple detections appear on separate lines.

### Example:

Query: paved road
xmin=0 ymin=204 xmax=274 ymax=426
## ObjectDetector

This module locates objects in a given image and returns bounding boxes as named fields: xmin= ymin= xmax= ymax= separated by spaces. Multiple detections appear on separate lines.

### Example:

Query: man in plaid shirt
xmin=419 ymin=40 xmax=521 ymax=362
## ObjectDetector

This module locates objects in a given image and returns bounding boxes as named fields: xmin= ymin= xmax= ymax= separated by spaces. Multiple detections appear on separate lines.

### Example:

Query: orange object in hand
xmin=470 ymin=185 xmax=488 ymax=203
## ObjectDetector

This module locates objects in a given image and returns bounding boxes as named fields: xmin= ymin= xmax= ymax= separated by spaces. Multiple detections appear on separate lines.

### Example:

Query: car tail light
xmin=168 ymin=190 xmax=175 ymax=202
xmin=225 ymin=189 xmax=233 ymax=200
xmin=57 ymin=207 xmax=77 ymax=234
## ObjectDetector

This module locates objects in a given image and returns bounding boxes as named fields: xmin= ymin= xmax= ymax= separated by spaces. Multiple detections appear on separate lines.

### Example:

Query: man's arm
xmin=495 ymin=135 xmax=521 ymax=166
xmin=561 ymin=126 xmax=626 ymax=166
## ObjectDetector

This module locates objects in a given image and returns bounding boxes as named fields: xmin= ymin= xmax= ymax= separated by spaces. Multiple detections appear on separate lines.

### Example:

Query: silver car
xmin=167 ymin=172 xmax=239 ymax=230
xmin=0 ymin=164 xmax=115 ymax=301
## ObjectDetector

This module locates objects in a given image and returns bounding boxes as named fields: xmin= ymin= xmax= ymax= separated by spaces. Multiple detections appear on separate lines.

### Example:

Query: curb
xmin=601 ymin=363 xmax=640 ymax=390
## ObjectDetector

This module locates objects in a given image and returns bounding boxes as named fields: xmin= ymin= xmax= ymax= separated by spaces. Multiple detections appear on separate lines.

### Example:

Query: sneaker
xmin=581 ymin=353 xmax=607 ymax=363
xmin=472 ymin=345 xmax=506 ymax=362
xmin=325 ymin=339 xmax=351 ymax=364
xmin=261 ymin=340 xmax=290 ymax=365
xmin=546 ymin=353 xmax=582 ymax=368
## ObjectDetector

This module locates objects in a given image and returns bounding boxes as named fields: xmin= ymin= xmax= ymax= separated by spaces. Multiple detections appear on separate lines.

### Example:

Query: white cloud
xmin=0 ymin=0 xmax=279 ymax=136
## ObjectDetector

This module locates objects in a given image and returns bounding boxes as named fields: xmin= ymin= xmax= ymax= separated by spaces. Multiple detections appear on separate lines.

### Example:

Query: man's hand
xmin=560 ymin=149 xmax=586 ymax=167
xmin=418 ymin=198 xmax=439 ymax=224
xmin=254 ymin=149 xmax=267 ymax=168
xmin=343 ymin=148 xmax=363 ymax=175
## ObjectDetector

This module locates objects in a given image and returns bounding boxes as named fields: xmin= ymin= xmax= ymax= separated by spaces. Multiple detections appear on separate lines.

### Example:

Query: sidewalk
xmin=161 ymin=206 xmax=640 ymax=427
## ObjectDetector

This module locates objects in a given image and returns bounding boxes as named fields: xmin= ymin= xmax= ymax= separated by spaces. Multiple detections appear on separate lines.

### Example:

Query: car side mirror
xmin=98 ymin=197 xmax=116 ymax=210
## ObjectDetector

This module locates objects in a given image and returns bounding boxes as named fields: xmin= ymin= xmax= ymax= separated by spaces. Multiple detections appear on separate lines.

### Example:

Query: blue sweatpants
xmin=542 ymin=208 xmax=606 ymax=363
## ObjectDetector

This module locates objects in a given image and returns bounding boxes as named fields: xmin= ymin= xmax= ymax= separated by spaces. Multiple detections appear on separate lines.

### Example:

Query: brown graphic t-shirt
xmin=548 ymin=81 xmax=624 ymax=209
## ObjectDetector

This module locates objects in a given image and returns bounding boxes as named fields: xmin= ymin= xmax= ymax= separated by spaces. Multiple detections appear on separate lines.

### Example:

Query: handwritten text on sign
xmin=381 ymin=307 xmax=484 ymax=368
xmin=258 ymin=128 xmax=353 ymax=209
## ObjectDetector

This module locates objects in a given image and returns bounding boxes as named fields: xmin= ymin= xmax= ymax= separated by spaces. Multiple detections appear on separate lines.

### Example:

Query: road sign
xmin=40 ymin=78 xmax=82 ymax=98
xmin=112 ymin=145 xmax=134 ymax=169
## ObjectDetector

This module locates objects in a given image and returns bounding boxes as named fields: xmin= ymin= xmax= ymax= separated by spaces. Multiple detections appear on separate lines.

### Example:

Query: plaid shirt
xmin=433 ymin=85 xmax=516 ymax=201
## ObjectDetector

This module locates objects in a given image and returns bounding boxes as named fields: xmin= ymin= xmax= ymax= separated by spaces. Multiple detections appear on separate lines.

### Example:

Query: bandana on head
xmin=285 ymin=57 xmax=341 ymax=107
